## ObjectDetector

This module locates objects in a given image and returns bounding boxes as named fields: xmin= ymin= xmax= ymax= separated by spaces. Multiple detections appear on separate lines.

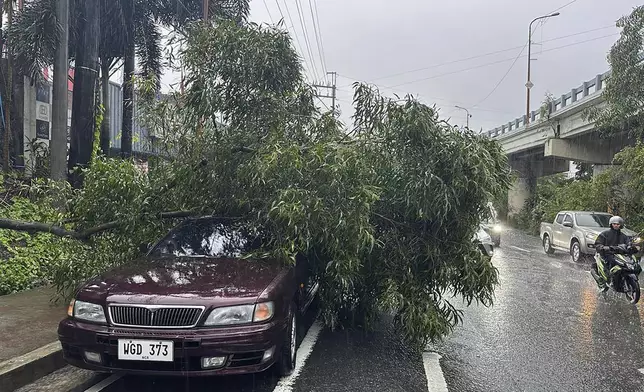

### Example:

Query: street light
xmin=455 ymin=105 xmax=472 ymax=129
xmin=525 ymin=12 xmax=560 ymax=126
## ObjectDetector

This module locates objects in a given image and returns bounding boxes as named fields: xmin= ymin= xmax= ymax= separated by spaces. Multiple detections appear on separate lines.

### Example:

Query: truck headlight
xmin=204 ymin=302 xmax=274 ymax=326
xmin=72 ymin=300 xmax=107 ymax=323
xmin=586 ymin=233 xmax=598 ymax=242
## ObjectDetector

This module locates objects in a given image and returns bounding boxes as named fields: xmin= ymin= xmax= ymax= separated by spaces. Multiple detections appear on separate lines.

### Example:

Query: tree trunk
xmin=100 ymin=59 xmax=111 ymax=156
xmin=51 ymin=0 xmax=70 ymax=181
xmin=68 ymin=0 xmax=100 ymax=187
xmin=3 ymin=3 xmax=13 ymax=172
xmin=121 ymin=0 xmax=134 ymax=158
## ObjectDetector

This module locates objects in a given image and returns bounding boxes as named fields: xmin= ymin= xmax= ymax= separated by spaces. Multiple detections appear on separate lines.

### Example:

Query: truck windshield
xmin=574 ymin=213 xmax=611 ymax=228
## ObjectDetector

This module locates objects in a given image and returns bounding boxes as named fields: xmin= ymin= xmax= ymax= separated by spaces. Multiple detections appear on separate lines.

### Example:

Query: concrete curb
xmin=0 ymin=341 xmax=65 ymax=392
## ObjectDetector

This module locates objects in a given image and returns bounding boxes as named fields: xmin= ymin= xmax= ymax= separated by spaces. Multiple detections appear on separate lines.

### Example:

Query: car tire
xmin=276 ymin=304 xmax=297 ymax=377
xmin=543 ymin=235 xmax=555 ymax=254
xmin=570 ymin=240 xmax=584 ymax=263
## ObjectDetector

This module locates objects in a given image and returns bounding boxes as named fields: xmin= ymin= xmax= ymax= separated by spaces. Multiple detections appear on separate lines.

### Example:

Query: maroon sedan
xmin=58 ymin=217 xmax=318 ymax=376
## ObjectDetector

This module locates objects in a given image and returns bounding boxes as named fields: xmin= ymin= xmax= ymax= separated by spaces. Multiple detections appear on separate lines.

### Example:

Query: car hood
xmin=77 ymin=257 xmax=285 ymax=306
xmin=581 ymin=227 xmax=637 ymax=238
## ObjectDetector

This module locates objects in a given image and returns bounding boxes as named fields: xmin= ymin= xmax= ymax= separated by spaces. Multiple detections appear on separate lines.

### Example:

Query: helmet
xmin=609 ymin=216 xmax=624 ymax=229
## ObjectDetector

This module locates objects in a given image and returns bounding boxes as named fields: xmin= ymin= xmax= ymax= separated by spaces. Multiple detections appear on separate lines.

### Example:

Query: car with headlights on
xmin=473 ymin=224 xmax=495 ymax=257
xmin=58 ymin=217 xmax=319 ymax=377
xmin=480 ymin=204 xmax=502 ymax=247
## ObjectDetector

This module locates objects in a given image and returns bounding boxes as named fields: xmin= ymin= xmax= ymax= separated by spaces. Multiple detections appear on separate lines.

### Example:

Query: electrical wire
xmin=309 ymin=0 xmax=328 ymax=78
xmin=275 ymin=0 xmax=310 ymax=81
xmin=385 ymin=33 xmax=617 ymax=90
xmin=294 ymin=0 xmax=320 ymax=80
xmin=262 ymin=0 xmax=274 ymax=22
xmin=343 ymin=24 xmax=614 ymax=87
xmin=473 ymin=0 xmax=584 ymax=107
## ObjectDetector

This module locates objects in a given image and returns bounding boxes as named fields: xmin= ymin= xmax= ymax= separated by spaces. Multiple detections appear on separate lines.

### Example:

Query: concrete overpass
xmin=482 ymin=70 xmax=634 ymax=217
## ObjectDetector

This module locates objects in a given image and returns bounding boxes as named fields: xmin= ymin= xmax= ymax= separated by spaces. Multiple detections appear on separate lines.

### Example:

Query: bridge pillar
xmin=507 ymin=158 xmax=543 ymax=219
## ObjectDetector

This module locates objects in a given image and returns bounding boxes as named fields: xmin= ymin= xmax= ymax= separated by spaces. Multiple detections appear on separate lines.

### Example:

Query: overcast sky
xmin=160 ymin=0 xmax=642 ymax=132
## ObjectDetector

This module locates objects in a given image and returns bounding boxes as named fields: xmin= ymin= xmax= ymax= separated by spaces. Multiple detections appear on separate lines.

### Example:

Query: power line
xmin=262 ymin=0 xmax=274 ymax=22
xmin=473 ymin=0 xmax=583 ymax=107
xmin=387 ymin=33 xmax=617 ymax=89
xmin=274 ymin=0 xmax=310 ymax=81
xmin=294 ymin=0 xmax=320 ymax=81
xmin=350 ymin=25 xmax=613 ymax=85
xmin=551 ymin=0 xmax=580 ymax=13
xmin=309 ymin=0 xmax=327 ymax=77
xmin=335 ymin=82 xmax=518 ymax=116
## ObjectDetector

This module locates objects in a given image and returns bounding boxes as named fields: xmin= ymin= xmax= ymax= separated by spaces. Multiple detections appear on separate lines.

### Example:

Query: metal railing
xmin=485 ymin=70 xmax=610 ymax=138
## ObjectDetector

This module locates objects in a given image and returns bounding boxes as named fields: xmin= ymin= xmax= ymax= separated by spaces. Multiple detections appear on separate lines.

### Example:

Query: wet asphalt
xmin=20 ymin=229 xmax=644 ymax=391
xmin=433 ymin=229 xmax=644 ymax=392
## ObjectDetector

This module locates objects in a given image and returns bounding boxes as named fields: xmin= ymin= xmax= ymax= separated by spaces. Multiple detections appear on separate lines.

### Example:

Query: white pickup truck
xmin=540 ymin=211 xmax=637 ymax=262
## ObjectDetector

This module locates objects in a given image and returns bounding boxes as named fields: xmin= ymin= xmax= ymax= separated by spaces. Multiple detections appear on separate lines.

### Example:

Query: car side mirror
xmin=563 ymin=222 xmax=573 ymax=228
xmin=138 ymin=243 xmax=151 ymax=254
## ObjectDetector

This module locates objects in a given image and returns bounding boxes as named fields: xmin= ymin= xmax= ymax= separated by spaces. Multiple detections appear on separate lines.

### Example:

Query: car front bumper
xmin=58 ymin=317 xmax=288 ymax=376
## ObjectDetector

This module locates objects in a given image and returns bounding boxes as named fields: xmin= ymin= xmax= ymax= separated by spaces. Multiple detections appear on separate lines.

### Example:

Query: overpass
xmin=482 ymin=70 xmax=634 ymax=217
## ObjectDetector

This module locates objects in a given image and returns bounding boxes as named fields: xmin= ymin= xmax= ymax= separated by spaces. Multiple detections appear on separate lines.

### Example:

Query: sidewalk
xmin=0 ymin=286 xmax=68 ymax=391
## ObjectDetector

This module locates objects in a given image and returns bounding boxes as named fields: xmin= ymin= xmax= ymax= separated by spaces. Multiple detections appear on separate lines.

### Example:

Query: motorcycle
xmin=590 ymin=239 xmax=643 ymax=304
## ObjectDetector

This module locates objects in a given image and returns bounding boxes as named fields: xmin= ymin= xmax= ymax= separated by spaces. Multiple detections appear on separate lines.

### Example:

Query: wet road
xmin=21 ymin=229 xmax=644 ymax=391
xmin=434 ymin=229 xmax=644 ymax=392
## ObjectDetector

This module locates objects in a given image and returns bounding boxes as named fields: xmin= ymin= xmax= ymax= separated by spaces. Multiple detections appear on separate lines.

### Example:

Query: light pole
xmin=455 ymin=105 xmax=472 ymax=129
xmin=526 ymin=12 xmax=560 ymax=126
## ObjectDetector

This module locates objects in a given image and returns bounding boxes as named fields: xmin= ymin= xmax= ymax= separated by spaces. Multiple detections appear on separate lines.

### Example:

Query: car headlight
xmin=204 ymin=302 xmax=274 ymax=326
xmin=492 ymin=225 xmax=502 ymax=233
xmin=586 ymin=233 xmax=598 ymax=241
xmin=70 ymin=299 xmax=107 ymax=323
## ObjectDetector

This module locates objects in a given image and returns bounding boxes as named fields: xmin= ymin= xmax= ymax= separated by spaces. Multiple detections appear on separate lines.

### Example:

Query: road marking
xmin=639 ymin=368 xmax=644 ymax=375
xmin=273 ymin=319 xmax=323 ymax=392
xmin=84 ymin=374 xmax=122 ymax=392
xmin=509 ymin=245 xmax=531 ymax=253
xmin=422 ymin=352 xmax=449 ymax=392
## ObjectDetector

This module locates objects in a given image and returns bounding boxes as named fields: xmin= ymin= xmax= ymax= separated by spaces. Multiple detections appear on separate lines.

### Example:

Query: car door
xmin=552 ymin=213 xmax=565 ymax=247
xmin=558 ymin=214 xmax=574 ymax=248
xmin=294 ymin=254 xmax=318 ymax=313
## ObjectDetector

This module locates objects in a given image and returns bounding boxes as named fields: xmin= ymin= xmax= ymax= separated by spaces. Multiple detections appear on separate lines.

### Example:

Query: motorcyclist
xmin=593 ymin=216 xmax=637 ymax=290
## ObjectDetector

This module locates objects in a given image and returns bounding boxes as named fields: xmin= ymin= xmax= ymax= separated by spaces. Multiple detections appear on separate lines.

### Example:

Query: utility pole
xmin=51 ymin=0 xmax=69 ymax=180
xmin=454 ymin=105 xmax=471 ymax=129
xmin=526 ymin=12 xmax=560 ymax=126
xmin=203 ymin=0 xmax=209 ymax=20
xmin=312 ymin=71 xmax=337 ymax=117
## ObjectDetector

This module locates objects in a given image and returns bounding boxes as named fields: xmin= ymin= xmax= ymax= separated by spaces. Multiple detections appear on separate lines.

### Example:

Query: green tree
xmin=589 ymin=5 xmax=644 ymax=139
xmin=0 ymin=21 xmax=510 ymax=349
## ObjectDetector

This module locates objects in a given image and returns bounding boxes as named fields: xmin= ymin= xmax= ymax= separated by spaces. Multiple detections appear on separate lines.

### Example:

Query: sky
xmin=159 ymin=0 xmax=643 ymax=133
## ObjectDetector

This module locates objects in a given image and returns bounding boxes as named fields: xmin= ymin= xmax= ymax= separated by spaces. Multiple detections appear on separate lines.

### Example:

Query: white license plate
xmin=117 ymin=339 xmax=174 ymax=362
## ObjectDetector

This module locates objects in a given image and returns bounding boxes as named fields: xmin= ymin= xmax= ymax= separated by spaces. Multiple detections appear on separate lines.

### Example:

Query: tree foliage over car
xmin=0 ymin=21 xmax=510 ymax=349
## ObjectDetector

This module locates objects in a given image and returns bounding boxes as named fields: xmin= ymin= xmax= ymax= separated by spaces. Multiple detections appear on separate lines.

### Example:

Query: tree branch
xmin=0 ymin=210 xmax=200 ymax=240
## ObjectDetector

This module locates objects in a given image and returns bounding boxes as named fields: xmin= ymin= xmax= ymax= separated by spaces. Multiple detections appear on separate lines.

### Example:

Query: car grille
xmin=108 ymin=305 xmax=205 ymax=328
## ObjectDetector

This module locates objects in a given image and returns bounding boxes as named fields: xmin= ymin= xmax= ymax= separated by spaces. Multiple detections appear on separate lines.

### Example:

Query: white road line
xmin=639 ymin=368 xmax=644 ymax=375
xmin=509 ymin=245 xmax=531 ymax=253
xmin=272 ymin=319 xmax=324 ymax=392
xmin=84 ymin=374 xmax=122 ymax=392
xmin=422 ymin=352 xmax=449 ymax=392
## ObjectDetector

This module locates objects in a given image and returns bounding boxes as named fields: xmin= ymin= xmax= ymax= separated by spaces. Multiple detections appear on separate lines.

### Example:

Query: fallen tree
xmin=0 ymin=21 xmax=511 ymax=349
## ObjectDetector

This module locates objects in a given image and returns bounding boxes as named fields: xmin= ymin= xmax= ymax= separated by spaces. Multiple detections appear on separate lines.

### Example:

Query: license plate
xmin=117 ymin=339 xmax=174 ymax=362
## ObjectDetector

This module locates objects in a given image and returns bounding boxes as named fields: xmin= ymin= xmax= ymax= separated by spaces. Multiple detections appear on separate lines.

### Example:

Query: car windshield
xmin=574 ymin=213 xmax=611 ymax=228
xmin=149 ymin=218 xmax=264 ymax=258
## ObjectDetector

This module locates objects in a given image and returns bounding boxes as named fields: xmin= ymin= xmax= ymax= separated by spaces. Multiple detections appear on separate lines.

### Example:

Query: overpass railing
xmin=485 ymin=70 xmax=610 ymax=138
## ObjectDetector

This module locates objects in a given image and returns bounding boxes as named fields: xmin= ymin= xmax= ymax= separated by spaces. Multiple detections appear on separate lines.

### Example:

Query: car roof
xmin=558 ymin=211 xmax=611 ymax=215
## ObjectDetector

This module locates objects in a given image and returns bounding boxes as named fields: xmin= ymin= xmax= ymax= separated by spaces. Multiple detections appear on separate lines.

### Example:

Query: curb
xmin=0 ymin=341 xmax=65 ymax=392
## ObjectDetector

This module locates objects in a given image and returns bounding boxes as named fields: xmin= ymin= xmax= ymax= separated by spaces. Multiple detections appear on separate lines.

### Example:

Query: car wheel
xmin=570 ymin=240 xmax=583 ymax=263
xmin=276 ymin=304 xmax=297 ymax=376
xmin=543 ymin=235 xmax=555 ymax=254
